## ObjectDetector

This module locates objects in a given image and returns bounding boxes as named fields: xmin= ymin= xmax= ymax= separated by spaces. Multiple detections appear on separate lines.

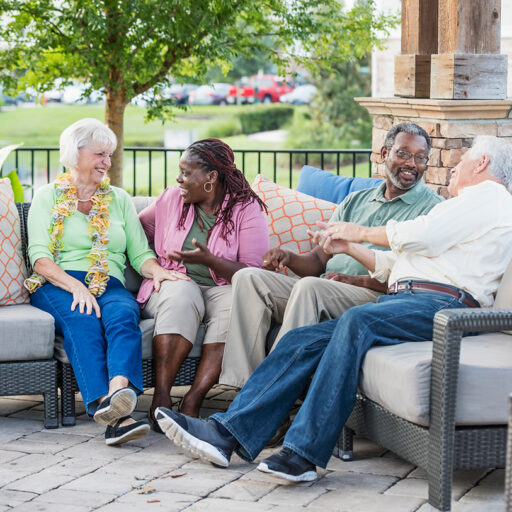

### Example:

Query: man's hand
xmin=308 ymin=224 xmax=350 ymax=255
xmin=322 ymin=272 xmax=388 ymax=292
xmin=322 ymin=272 xmax=357 ymax=284
xmin=167 ymin=238 xmax=215 ymax=267
xmin=317 ymin=220 xmax=364 ymax=242
xmin=262 ymin=248 xmax=292 ymax=271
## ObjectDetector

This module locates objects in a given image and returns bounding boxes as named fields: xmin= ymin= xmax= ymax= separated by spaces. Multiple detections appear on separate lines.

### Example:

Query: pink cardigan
xmin=136 ymin=186 xmax=269 ymax=305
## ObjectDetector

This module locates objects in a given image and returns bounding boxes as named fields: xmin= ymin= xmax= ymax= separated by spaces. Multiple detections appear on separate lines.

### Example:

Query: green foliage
xmin=4 ymin=170 xmax=25 ymax=201
xmin=288 ymin=57 xmax=374 ymax=149
xmin=0 ymin=0 xmax=398 ymax=118
xmin=0 ymin=0 xmax=398 ymax=184
xmin=205 ymin=117 xmax=242 ymax=139
xmin=238 ymin=106 xmax=294 ymax=134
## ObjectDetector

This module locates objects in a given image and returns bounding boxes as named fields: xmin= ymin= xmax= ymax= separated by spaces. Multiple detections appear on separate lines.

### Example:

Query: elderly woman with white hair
xmin=25 ymin=118 xmax=186 ymax=445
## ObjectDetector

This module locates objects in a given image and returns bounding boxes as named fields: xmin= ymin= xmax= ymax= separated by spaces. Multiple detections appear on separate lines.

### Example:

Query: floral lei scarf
xmin=24 ymin=172 xmax=113 ymax=297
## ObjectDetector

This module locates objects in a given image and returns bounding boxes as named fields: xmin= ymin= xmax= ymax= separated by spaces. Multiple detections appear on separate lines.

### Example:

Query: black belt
xmin=387 ymin=280 xmax=480 ymax=308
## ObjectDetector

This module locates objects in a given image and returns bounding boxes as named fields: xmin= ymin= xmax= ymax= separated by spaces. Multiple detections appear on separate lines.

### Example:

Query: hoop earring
xmin=204 ymin=182 xmax=213 ymax=193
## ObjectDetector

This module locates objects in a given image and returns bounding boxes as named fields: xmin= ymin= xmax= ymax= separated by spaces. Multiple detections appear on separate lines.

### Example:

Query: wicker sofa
xmin=0 ymin=203 xmax=58 ymax=429
xmin=338 ymin=264 xmax=512 ymax=511
xmin=507 ymin=394 xmax=512 ymax=512
xmin=10 ymin=166 xmax=379 ymax=426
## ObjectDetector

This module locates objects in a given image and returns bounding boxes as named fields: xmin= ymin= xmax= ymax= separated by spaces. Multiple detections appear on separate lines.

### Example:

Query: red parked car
xmin=228 ymin=75 xmax=294 ymax=104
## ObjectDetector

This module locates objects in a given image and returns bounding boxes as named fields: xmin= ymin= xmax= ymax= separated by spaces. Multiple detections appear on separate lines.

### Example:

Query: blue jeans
xmin=212 ymin=290 xmax=471 ymax=467
xmin=30 ymin=271 xmax=143 ymax=416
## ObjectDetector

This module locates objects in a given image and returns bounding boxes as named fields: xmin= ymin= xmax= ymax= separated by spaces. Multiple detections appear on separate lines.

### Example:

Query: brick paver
xmin=0 ymin=388 xmax=505 ymax=511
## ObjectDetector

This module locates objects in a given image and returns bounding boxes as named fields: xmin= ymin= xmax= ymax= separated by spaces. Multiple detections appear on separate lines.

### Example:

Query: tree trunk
xmin=105 ymin=90 xmax=127 ymax=187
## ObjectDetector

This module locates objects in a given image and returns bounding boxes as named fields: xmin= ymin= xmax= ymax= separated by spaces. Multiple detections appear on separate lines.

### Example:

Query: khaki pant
xmin=219 ymin=267 xmax=381 ymax=388
xmin=142 ymin=279 xmax=232 ymax=345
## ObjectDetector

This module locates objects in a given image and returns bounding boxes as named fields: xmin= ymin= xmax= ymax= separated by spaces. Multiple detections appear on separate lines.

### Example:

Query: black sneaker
xmin=93 ymin=388 xmax=137 ymax=426
xmin=257 ymin=447 xmax=317 ymax=482
xmin=105 ymin=416 xmax=150 ymax=446
xmin=156 ymin=407 xmax=236 ymax=468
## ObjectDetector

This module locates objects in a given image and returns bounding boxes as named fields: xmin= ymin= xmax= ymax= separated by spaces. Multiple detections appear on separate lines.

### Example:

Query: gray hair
xmin=59 ymin=118 xmax=117 ymax=170
xmin=384 ymin=122 xmax=431 ymax=154
xmin=469 ymin=135 xmax=512 ymax=192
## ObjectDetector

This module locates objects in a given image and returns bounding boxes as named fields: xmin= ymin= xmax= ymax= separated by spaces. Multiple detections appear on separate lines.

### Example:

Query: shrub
xmin=205 ymin=117 xmax=242 ymax=138
xmin=238 ymin=105 xmax=294 ymax=134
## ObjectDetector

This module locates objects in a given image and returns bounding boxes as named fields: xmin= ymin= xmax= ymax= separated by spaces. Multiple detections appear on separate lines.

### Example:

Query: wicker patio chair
xmin=339 ymin=308 xmax=512 ymax=512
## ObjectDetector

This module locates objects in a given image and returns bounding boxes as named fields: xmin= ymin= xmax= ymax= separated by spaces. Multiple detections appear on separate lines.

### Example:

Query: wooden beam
xmin=431 ymin=54 xmax=507 ymax=100
xmin=439 ymin=0 xmax=501 ymax=54
xmin=395 ymin=54 xmax=431 ymax=98
xmin=401 ymin=0 xmax=438 ymax=55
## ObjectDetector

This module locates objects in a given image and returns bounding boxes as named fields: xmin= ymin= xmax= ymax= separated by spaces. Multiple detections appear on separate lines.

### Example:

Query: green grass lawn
xmin=0 ymin=104 xmax=243 ymax=147
xmin=0 ymin=104 xmax=372 ymax=195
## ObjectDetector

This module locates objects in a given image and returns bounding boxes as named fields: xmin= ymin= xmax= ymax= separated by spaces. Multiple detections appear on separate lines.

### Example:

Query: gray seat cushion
xmin=0 ymin=304 xmax=54 ymax=361
xmin=359 ymin=332 xmax=512 ymax=426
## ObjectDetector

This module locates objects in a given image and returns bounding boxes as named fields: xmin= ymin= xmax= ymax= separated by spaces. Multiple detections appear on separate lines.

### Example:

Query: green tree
xmin=310 ymin=56 xmax=373 ymax=148
xmin=0 ymin=0 xmax=397 ymax=185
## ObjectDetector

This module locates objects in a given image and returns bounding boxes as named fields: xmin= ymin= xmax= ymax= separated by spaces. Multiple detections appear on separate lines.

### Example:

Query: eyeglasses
xmin=393 ymin=149 xmax=429 ymax=165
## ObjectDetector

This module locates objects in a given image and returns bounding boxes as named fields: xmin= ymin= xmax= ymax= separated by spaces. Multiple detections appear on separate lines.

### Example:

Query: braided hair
xmin=177 ymin=138 xmax=267 ymax=241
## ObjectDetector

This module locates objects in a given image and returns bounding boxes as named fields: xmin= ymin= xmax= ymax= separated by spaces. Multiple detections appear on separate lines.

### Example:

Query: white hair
xmin=59 ymin=118 xmax=117 ymax=170
xmin=469 ymin=135 xmax=512 ymax=192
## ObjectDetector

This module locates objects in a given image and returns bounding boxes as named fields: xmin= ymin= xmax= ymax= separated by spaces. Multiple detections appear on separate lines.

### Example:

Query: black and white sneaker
xmin=156 ymin=407 xmax=236 ymax=468
xmin=257 ymin=447 xmax=317 ymax=482
xmin=105 ymin=416 xmax=150 ymax=446
xmin=93 ymin=388 xmax=137 ymax=426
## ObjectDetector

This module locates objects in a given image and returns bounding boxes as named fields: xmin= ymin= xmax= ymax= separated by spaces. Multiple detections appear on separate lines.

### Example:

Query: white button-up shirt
xmin=371 ymin=180 xmax=512 ymax=307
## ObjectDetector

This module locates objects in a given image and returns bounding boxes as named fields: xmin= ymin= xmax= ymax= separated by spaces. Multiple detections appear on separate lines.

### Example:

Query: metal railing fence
xmin=3 ymin=146 xmax=372 ymax=198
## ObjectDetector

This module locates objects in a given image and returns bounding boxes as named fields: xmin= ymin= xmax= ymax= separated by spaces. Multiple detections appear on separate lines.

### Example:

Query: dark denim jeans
xmin=212 ymin=290 xmax=471 ymax=467
xmin=30 ymin=271 xmax=143 ymax=416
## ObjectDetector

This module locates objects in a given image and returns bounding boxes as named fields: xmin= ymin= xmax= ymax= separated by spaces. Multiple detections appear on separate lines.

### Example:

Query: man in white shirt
xmin=154 ymin=135 xmax=512 ymax=483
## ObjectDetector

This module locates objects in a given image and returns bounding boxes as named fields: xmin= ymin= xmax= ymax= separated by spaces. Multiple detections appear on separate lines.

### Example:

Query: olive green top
xmin=182 ymin=207 xmax=217 ymax=286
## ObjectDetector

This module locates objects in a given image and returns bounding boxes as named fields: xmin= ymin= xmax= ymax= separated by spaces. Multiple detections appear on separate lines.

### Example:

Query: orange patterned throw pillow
xmin=251 ymin=174 xmax=337 ymax=259
xmin=0 ymin=178 xmax=29 ymax=305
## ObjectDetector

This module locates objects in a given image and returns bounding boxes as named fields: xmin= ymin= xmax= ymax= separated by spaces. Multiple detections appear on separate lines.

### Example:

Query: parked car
xmin=168 ymin=84 xmax=198 ymax=105
xmin=189 ymin=83 xmax=231 ymax=106
xmin=279 ymin=84 xmax=317 ymax=105
xmin=228 ymin=75 xmax=294 ymax=104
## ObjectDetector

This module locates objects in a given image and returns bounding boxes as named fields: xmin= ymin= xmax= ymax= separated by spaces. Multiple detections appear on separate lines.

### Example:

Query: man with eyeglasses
xmin=156 ymin=135 xmax=512 ymax=483
xmin=219 ymin=122 xmax=443 ymax=391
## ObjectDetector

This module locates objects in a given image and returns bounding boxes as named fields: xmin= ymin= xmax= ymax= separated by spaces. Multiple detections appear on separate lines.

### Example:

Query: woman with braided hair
xmin=137 ymin=138 xmax=268 ymax=427
xmin=27 ymin=118 xmax=184 ymax=445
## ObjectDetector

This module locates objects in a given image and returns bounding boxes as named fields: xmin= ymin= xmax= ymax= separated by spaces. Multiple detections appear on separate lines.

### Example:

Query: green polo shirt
xmin=324 ymin=180 xmax=444 ymax=276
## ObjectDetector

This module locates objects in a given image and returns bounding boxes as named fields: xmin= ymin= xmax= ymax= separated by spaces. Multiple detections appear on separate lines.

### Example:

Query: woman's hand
xmin=69 ymin=281 xmax=101 ymax=318
xmin=151 ymin=266 xmax=190 ymax=292
xmin=262 ymin=248 xmax=292 ymax=271
xmin=167 ymin=238 xmax=215 ymax=267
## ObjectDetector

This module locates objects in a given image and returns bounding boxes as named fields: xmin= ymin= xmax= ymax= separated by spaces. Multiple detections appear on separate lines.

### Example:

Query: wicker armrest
xmin=434 ymin=307 xmax=512 ymax=335
xmin=428 ymin=307 xmax=512 ymax=460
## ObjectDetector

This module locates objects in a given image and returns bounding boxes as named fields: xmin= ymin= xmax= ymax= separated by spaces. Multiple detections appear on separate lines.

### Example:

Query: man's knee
xmin=290 ymin=276 xmax=322 ymax=298
xmin=232 ymin=266 xmax=265 ymax=287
